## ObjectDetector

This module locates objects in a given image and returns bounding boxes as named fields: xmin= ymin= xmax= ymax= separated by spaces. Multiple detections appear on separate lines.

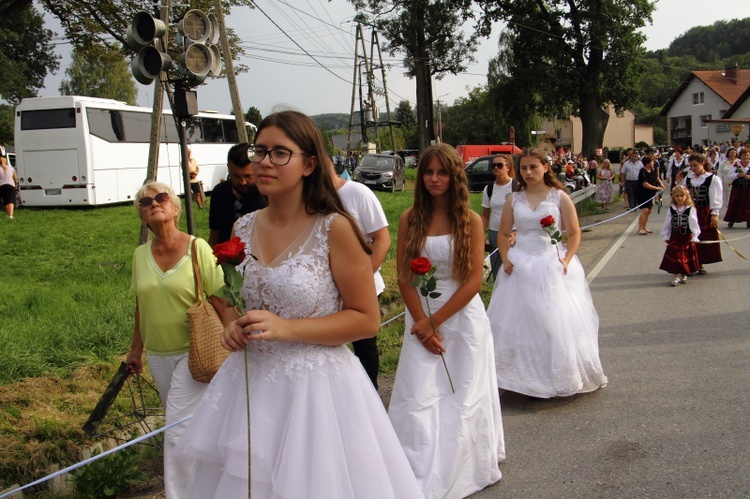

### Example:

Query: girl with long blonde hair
xmin=390 ymin=143 xmax=504 ymax=498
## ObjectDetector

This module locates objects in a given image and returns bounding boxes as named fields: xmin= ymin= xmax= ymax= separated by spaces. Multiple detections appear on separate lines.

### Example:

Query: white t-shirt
xmin=481 ymin=180 xmax=514 ymax=231
xmin=337 ymin=181 xmax=389 ymax=295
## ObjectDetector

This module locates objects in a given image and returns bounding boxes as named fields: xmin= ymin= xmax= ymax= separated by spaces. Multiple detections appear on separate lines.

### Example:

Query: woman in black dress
xmin=636 ymin=156 xmax=665 ymax=235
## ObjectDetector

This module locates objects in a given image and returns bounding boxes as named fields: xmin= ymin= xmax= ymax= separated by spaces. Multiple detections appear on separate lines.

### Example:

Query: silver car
xmin=352 ymin=154 xmax=406 ymax=192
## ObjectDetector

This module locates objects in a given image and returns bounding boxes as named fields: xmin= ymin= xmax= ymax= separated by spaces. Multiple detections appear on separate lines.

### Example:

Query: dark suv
xmin=352 ymin=154 xmax=406 ymax=192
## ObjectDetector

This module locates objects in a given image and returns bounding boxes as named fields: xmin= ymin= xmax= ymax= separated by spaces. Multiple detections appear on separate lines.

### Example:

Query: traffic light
xmin=177 ymin=9 xmax=222 ymax=86
xmin=126 ymin=11 xmax=172 ymax=85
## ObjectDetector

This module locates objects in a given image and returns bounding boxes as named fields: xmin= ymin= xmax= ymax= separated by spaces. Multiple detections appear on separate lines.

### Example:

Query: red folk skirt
xmin=659 ymin=231 xmax=700 ymax=275
xmin=695 ymin=205 xmax=722 ymax=264
xmin=723 ymin=180 xmax=750 ymax=223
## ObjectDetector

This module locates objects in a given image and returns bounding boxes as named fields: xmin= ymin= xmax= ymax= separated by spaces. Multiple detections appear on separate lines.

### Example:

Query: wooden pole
xmin=213 ymin=0 xmax=248 ymax=143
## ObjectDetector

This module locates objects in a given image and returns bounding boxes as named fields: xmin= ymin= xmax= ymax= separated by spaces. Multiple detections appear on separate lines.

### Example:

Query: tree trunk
xmin=414 ymin=4 xmax=433 ymax=152
xmin=579 ymin=93 xmax=608 ymax=159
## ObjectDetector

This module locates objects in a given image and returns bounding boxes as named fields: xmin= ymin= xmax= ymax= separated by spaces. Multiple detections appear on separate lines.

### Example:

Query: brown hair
xmin=514 ymin=148 xmax=564 ymax=190
xmin=255 ymin=111 xmax=370 ymax=254
xmin=401 ymin=143 xmax=473 ymax=284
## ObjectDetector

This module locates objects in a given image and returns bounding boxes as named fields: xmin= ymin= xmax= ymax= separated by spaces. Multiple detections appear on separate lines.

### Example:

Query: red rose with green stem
xmin=212 ymin=237 xmax=253 ymax=496
xmin=410 ymin=257 xmax=455 ymax=393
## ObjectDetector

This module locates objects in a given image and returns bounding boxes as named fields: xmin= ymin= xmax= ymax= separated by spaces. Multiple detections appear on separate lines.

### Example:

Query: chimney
xmin=725 ymin=64 xmax=739 ymax=84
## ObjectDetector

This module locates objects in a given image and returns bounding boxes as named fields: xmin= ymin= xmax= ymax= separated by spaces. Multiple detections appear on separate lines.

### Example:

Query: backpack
xmin=486 ymin=178 xmax=519 ymax=198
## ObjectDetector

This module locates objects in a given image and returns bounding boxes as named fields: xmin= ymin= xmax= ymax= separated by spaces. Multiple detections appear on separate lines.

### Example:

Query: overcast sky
xmin=37 ymin=0 xmax=750 ymax=117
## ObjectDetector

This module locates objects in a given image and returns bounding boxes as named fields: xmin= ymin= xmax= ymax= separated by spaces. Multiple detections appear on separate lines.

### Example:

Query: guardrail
xmin=570 ymin=184 xmax=596 ymax=205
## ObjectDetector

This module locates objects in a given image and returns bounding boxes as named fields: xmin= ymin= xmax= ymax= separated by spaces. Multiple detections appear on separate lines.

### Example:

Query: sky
xmin=36 ymin=0 xmax=750 ymax=118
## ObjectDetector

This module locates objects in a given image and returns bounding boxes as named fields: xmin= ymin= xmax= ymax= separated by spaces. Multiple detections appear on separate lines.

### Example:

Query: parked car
xmin=464 ymin=154 xmax=521 ymax=192
xmin=352 ymin=153 xmax=406 ymax=192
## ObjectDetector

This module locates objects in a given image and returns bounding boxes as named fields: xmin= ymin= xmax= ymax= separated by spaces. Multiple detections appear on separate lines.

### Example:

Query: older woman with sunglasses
xmin=481 ymin=154 xmax=516 ymax=280
xmin=126 ymin=181 xmax=224 ymax=499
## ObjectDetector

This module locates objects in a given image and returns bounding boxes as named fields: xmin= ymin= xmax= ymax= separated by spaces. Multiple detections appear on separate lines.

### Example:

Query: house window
xmin=700 ymin=115 xmax=711 ymax=128
xmin=692 ymin=92 xmax=704 ymax=105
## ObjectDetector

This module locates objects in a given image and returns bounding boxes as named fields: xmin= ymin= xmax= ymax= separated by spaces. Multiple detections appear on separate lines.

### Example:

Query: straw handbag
xmin=187 ymin=239 xmax=228 ymax=383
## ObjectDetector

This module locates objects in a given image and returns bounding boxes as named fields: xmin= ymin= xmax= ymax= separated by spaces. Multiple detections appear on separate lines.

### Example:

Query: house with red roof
xmin=660 ymin=65 xmax=750 ymax=148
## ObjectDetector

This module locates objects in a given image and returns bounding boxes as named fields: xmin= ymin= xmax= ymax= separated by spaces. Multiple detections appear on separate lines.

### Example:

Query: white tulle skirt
xmin=176 ymin=345 xmax=424 ymax=498
xmin=487 ymin=244 xmax=608 ymax=398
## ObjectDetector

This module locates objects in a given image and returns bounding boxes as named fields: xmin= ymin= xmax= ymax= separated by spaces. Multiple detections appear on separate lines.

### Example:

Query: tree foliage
xmin=394 ymin=100 xmax=417 ymax=148
xmin=245 ymin=106 xmax=262 ymax=127
xmin=665 ymin=19 xmax=750 ymax=62
xmin=0 ymin=4 xmax=60 ymax=104
xmin=0 ymin=104 xmax=14 ymax=146
xmin=59 ymin=43 xmax=137 ymax=104
xmin=479 ymin=0 xmax=655 ymax=157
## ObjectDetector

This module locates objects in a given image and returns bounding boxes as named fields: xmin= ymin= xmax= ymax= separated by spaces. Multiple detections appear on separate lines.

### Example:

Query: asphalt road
xmin=472 ymin=204 xmax=750 ymax=498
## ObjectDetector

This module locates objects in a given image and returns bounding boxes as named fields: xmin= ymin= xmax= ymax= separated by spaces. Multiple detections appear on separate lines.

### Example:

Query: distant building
xmin=660 ymin=65 xmax=750 ymax=148
xmin=536 ymin=105 xmax=654 ymax=154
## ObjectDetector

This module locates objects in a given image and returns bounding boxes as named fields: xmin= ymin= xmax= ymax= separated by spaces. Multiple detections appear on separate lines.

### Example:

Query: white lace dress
xmin=176 ymin=212 xmax=423 ymax=499
xmin=487 ymin=188 xmax=608 ymax=398
xmin=388 ymin=235 xmax=505 ymax=499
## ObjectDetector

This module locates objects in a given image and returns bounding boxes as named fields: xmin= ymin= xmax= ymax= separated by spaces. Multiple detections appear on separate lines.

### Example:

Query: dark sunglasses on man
xmin=138 ymin=192 xmax=170 ymax=208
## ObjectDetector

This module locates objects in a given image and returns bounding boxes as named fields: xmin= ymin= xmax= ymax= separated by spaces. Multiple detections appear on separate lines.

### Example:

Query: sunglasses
xmin=138 ymin=192 xmax=170 ymax=208
xmin=493 ymin=163 xmax=507 ymax=168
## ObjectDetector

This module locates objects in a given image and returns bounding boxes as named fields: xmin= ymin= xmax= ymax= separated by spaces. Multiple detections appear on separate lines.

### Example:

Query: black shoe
xmin=728 ymin=222 xmax=734 ymax=228
xmin=747 ymin=222 xmax=750 ymax=229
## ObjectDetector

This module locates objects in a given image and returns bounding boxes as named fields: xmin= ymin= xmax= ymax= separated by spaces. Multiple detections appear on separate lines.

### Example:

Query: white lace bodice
xmin=511 ymin=188 xmax=564 ymax=255
xmin=226 ymin=211 xmax=353 ymax=382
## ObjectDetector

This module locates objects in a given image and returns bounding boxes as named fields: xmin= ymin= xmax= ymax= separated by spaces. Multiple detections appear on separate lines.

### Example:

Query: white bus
xmin=14 ymin=95 xmax=254 ymax=206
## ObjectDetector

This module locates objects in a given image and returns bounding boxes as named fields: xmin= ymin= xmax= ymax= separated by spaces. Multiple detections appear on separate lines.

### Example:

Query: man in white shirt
xmin=334 ymin=175 xmax=391 ymax=389
xmin=620 ymin=149 xmax=643 ymax=210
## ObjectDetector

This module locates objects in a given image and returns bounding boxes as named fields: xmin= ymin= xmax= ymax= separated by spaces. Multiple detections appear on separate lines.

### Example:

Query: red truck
xmin=455 ymin=144 xmax=522 ymax=165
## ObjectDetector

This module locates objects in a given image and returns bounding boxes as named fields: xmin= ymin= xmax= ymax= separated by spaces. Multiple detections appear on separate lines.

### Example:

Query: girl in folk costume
xmin=717 ymin=147 xmax=738 ymax=205
xmin=723 ymin=147 xmax=750 ymax=228
xmin=659 ymin=185 xmax=700 ymax=287
xmin=677 ymin=153 xmax=723 ymax=274
xmin=668 ymin=147 xmax=688 ymax=191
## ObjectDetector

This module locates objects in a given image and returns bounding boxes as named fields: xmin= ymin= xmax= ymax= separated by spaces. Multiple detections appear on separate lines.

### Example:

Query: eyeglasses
xmin=493 ymin=163 xmax=506 ymax=169
xmin=249 ymin=147 xmax=307 ymax=166
xmin=138 ymin=192 xmax=170 ymax=208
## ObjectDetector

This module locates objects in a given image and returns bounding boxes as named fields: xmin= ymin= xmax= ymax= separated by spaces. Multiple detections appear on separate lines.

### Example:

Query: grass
xmin=0 ymin=185 xmax=602 ymax=493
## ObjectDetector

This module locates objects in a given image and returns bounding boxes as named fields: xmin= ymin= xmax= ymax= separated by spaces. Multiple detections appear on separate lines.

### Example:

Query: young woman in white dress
xmin=176 ymin=110 xmax=422 ymax=499
xmin=487 ymin=148 xmax=608 ymax=399
xmin=389 ymin=143 xmax=504 ymax=499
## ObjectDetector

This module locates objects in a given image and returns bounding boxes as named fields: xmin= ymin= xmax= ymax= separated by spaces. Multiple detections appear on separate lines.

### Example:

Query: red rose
xmin=540 ymin=215 xmax=555 ymax=228
xmin=214 ymin=237 xmax=246 ymax=265
xmin=410 ymin=257 xmax=433 ymax=275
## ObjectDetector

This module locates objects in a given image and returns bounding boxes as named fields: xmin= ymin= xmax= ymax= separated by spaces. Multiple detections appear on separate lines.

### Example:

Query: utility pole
xmin=371 ymin=31 xmax=396 ymax=152
xmin=213 ymin=0 xmax=248 ymax=143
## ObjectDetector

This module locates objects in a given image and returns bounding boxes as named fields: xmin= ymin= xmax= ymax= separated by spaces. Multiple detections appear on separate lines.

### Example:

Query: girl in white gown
xmin=389 ymin=144 xmax=505 ymax=499
xmin=176 ymin=111 xmax=423 ymax=498
xmin=487 ymin=148 xmax=607 ymax=398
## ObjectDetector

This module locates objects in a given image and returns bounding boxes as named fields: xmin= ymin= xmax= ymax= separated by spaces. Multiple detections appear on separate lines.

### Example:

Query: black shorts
xmin=0 ymin=184 xmax=15 ymax=205
xmin=190 ymin=181 xmax=202 ymax=194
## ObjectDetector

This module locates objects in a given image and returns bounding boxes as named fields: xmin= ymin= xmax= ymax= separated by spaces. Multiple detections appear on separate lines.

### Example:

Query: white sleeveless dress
xmin=388 ymin=234 xmax=505 ymax=499
xmin=487 ymin=188 xmax=608 ymax=398
xmin=176 ymin=212 xmax=423 ymax=499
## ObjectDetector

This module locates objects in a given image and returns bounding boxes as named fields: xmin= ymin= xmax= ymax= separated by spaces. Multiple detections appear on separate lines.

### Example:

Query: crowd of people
xmin=124 ymin=108 xmax=750 ymax=497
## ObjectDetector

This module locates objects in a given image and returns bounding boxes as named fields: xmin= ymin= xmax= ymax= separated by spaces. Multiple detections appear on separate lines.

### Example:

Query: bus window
xmin=186 ymin=118 xmax=204 ymax=143
xmin=224 ymin=119 xmax=239 ymax=143
xmin=121 ymin=111 xmax=152 ymax=142
xmin=21 ymin=108 xmax=76 ymax=130
xmin=201 ymin=117 xmax=223 ymax=143
xmin=87 ymin=109 xmax=125 ymax=142
xmin=162 ymin=116 xmax=179 ymax=143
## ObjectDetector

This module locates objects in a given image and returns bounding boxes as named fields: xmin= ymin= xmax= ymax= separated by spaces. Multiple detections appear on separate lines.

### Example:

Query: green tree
xmin=245 ymin=106 xmax=262 ymax=127
xmin=352 ymin=1 xmax=479 ymax=152
xmin=0 ymin=105 xmax=14 ymax=146
xmin=479 ymin=0 xmax=655 ymax=158
xmin=59 ymin=43 xmax=137 ymax=104
xmin=394 ymin=100 xmax=418 ymax=149
xmin=0 ymin=4 xmax=60 ymax=104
